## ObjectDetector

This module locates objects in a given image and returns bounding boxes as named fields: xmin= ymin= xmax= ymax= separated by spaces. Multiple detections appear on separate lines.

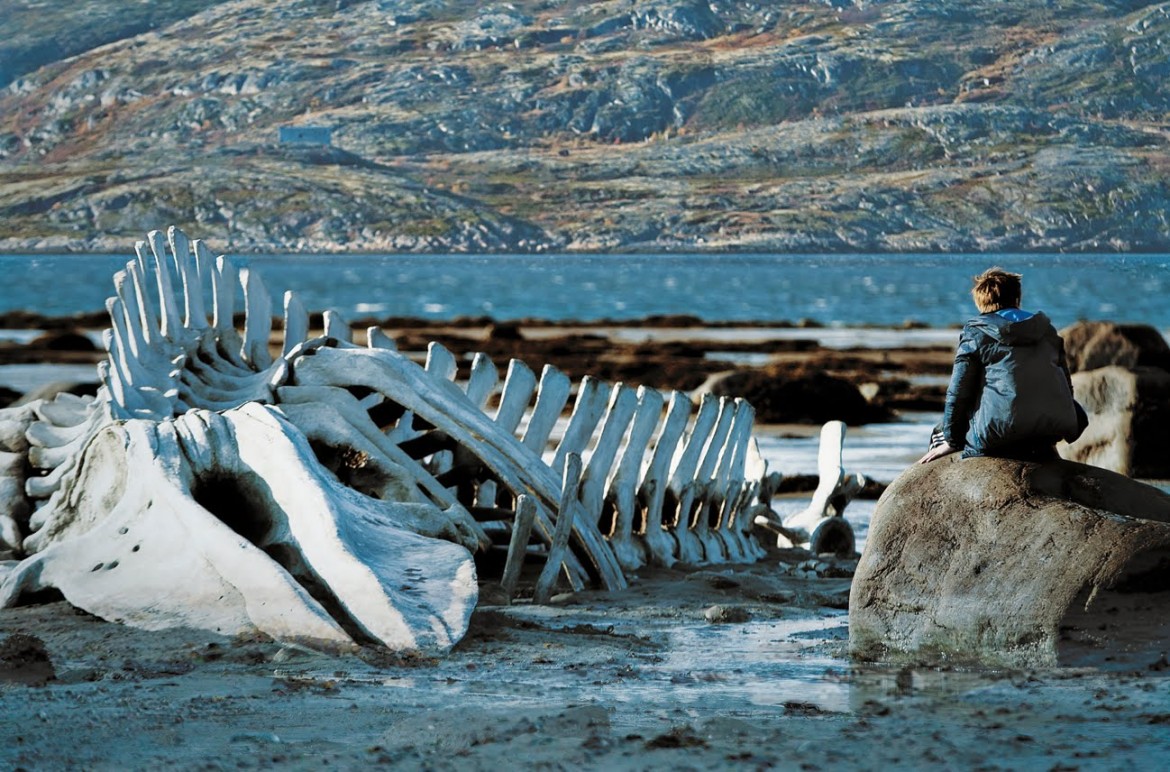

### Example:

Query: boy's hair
xmin=972 ymin=267 xmax=1022 ymax=313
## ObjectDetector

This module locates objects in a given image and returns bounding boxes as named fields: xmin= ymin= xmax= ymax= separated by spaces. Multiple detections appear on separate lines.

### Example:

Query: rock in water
xmin=1061 ymin=365 xmax=1170 ymax=478
xmin=1057 ymin=321 xmax=1170 ymax=478
xmin=1061 ymin=321 xmax=1170 ymax=374
xmin=849 ymin=456 xmax=1170 ymax=668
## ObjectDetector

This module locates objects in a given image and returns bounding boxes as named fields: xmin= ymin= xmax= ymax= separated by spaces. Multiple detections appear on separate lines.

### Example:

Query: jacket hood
xmin=968 ymin=310 xmax=1052 ymax=345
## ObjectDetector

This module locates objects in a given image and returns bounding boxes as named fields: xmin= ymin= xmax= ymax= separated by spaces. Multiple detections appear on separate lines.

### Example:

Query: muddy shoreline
xmin=4 ymin=552 xmax=1170 ymax=770
xmin=2 ymin=317 xmax=1168 ymax=769
xmin=0 ymin=313 xmax=955 ymax=420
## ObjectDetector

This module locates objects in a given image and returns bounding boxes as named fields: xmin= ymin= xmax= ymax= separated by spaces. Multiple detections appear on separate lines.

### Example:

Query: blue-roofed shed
xmin=278 ymin=126 xmax=332 ymax=145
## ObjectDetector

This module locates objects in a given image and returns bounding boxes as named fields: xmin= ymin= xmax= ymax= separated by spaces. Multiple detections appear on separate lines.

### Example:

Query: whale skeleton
xmin=0 ymin=227 xmax=858 ymax=652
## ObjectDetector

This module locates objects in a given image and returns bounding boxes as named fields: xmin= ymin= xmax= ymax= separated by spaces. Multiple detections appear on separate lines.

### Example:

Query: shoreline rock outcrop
xmin=1059 ymin=321 xmax=1170 ymax=478
xmin=850 ymin=455 xmax=1170 ymax=668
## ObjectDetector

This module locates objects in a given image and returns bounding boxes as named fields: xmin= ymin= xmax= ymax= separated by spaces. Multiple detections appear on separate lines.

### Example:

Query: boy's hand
xmin=918 ymin=442 xmax=958 ymax=464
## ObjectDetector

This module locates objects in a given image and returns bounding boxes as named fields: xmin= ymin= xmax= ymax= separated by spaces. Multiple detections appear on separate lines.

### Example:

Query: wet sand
xmin=1 ymin=320 xmax=1168 ymax=769
xmin=3 ymin=553 xmax=1170 ymax=770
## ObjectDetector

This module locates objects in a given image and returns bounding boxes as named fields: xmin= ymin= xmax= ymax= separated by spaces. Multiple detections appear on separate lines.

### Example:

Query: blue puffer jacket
xmin=942 ymin=309 xmax=1082 ymax=458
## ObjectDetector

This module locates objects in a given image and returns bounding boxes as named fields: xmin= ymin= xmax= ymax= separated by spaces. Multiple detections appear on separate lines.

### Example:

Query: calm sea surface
xmin=5 ymin=250 xmax=1168 ymax=515
xmin=5 ymin=252 xmax=1168 ymax=329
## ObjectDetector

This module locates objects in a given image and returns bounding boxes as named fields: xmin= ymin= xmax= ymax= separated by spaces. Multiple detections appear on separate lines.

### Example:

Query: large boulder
xmin=850 ymin=456 xmax=1170 ymax=668
xmin=1056 ymin=321 xmax=1170 ymax=478
xmin=698 ymin=367 xmax=893 ymax=425
xmin=1060 ymin=321 xmax=1170 ymax=374
xmin=1060 ymin=365 xmax=1170 ymax=478
xmin=29 ymin=330 xmax=97 ymax=352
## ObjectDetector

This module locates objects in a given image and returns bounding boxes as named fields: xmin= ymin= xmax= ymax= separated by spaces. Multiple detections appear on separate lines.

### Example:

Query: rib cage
xmin=22 ymin=227 xmax=785 ymax=593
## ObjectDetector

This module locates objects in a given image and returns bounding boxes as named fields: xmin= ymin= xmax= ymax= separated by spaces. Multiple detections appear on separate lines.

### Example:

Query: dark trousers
xmin=929 ymin=422 xmax=1059 ymax=462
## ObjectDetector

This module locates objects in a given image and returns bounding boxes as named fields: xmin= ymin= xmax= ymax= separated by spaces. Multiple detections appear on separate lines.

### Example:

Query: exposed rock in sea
xmin=1062 ymin=365 xmax=1170 ymax=479
xmin=696 ymin=367 xmax=894 ymax=426
xmin=850 ymin=456 xmax=1170 ymax=668
xmin=1057 ymin=321 xmax=1170 ymax=478
xmin=1061 ymin=321 xmax=1170 ymax=374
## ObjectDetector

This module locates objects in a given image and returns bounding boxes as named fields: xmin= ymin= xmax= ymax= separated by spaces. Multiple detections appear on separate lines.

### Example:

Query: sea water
xmin=4 ymin=251 xmax=1168 ymax=329
xmin=4 ymin=251 xmax=1168 ymax=542
xmin=757 ymin=414 xmax=943 ymax=550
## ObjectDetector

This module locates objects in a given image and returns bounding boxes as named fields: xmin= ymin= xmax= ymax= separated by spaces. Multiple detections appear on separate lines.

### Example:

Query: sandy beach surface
xmin=3 ymin=552 xmax=1170 ymax=771
xmin=1 ymin=321 xmax=1168 ymax=769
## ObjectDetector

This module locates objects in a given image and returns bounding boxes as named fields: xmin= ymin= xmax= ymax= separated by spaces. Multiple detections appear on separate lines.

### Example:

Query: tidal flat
xmin=1 ymin=318 xmax=1168 ymax=769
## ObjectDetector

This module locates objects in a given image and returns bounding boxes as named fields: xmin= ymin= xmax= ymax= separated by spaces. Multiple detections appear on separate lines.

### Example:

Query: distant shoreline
xmin=0 ymin=308 xmax=963 ymax=333
xmin=3 ymin=246 xmax=1168 ymax=256
xmin=0 ymin=304 xmax=964 ymax=329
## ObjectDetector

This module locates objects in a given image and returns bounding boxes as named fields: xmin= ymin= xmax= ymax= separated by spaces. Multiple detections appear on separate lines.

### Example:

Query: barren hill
xmin=2 ymin=0 xmax=1169 ymax=253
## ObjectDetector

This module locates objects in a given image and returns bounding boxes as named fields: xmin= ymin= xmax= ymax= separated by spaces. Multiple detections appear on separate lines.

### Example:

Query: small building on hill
xmin=278 ymin=126 xmax=332 ymax=146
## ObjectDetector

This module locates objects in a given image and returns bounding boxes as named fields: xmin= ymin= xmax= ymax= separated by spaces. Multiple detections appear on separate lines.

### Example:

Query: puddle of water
xmin=0 ymin=330 xmax=47 ymax=344
xmin=704 ymin=351 xmax=775 ymax=366
xmin=907 ymin=373 xmax=950 ymax=387
xmin=279 ymin=613 xmax=855 ymax=726
xmin=0 ymin=363 xmax=102 ymax=392
xmin=753 ymin=414 xmax=932 ymax=552
xmin=640 ymin=616 xmax=852 ymax=711
xmin=755 ymin=415 xmax=934 ymax=484
xmin=606 ymin=327 xmax=959 ymax=350
xmin=0 ymin=329 xmax=106 ymax=346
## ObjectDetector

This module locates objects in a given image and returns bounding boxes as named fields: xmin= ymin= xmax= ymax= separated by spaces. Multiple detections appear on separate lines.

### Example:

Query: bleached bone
xmin=637 ymin=391 xmax=692 ymax=567
xmin=283 ymin=292 xmax=311 ymax=359
xmin=578 ymin=384 xmax=638 ymax=547
xmin=0 ymin=403 xmax=39 ymax=553
xmin=448 ymin=357 xmax=847 ymax=572
xmin=500 ymin=494 xmax=537 ymax=602
xmin=726 ymin=403 xmax=767 ymax=562
xmin=704 ymin=399 xmax=756 ymax=563
xmin=693 ymin=397 xmax=740 ymax=563
xmin=755 ymin=420 xmax=860 ymax=555
xmin=606 ymin=386 xmax=665 ymax=572
xmin=366 ymin=325 xmax=397 ymax=352
xmin=290 ymin=346 xmax=624 ymax=592
xmin=271 ymin=386 xmax=487 ymax=552
xmin=461 ymin=352 xmax=499 ymax=508
xmin=678 ymin=395 xmax=730 ymax=563
xmin=426 ymin=342 xmax=459 ymax=382
xmin=552 ymin=376 xmax=611 ymax=476
xmin=0 ymin=228 xmax=491 ymax=651
xmin=3 ymin=405 xmax=477 ymax=651
xmin=0 ymin=415 xmax=33 ymax=451
xmin=20 ymin=399 xmax=108 ymax=507
xmin=240 ymin=267 xmax=273 ymax=367
xmin=101 ymin=231 xmax=294 ymax=422
xmin=535 ymin=453 xmax=581 ymax=604
xmin=34 ymin=393 xmax=91 ymax=427
xmin=495 ymin=359 xmax=538 ymax=432
xmin=465 ymin=352 xmax=499 ymax=409
xmin=474 ymin=361 xmax=565 ymax=513
xmin=521 ymin=365 xmax=572 ymax=455
xmin=664 ymin=393 xmax=720 ymax=564
xmin=0 ymin=226 xmax=796 ymax=651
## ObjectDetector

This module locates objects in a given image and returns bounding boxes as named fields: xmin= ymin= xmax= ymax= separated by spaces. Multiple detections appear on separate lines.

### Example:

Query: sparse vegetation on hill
xmin=1 ymin=0 xmax=1169 ymax=252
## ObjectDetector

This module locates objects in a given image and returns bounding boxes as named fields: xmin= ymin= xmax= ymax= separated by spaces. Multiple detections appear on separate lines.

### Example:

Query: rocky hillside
xmin=1 ymin=0 xmax=1169 ymax=253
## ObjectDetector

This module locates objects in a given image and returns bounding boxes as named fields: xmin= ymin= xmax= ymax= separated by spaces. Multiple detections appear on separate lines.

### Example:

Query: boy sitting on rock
xmin=919 ymin=267 xmax=1085 ymax=464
